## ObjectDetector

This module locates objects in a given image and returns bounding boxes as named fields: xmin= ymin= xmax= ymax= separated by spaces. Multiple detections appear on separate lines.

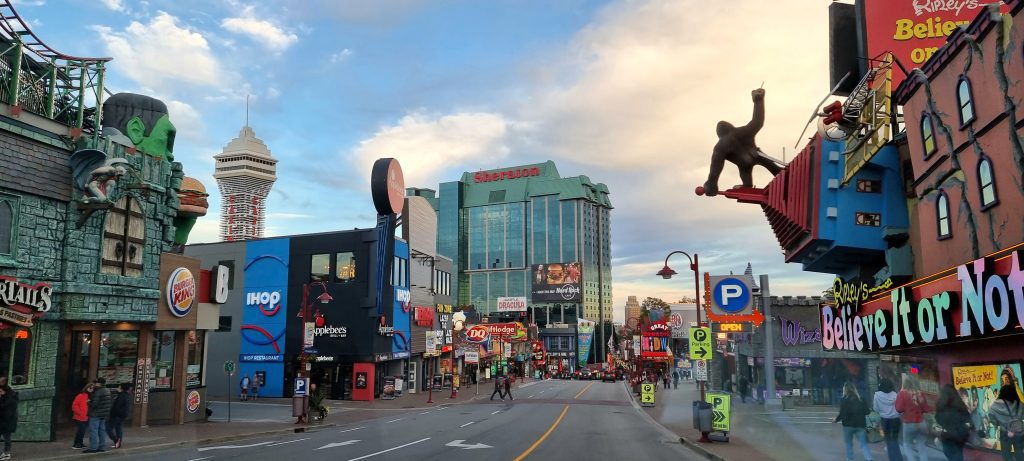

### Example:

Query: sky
xmin=17 ymin=0 xmax=837 ymax=321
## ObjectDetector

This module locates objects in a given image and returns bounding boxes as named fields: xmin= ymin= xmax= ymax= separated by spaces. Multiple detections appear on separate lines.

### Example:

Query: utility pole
xmin=761 ymin=274 xmax=780 ymax=406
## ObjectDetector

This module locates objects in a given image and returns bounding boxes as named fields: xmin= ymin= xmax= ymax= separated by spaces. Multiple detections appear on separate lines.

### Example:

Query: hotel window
xmin=937 ymin=191 xmax=951 ymax=239
xmin=101 ymin=196 xmax=145 ymax=277
xmin=855 ymin=212 xmax=881 ymax=227
xmin=921 ymin=113 xmax=936 ymax=157
xmin=336 ymin=252 xmax=356 ymax=282
xmin=978 ymin=156 xmax=998 ymax=209
xmin=958 ymin=77 xmax=975 ymax=127
xmin=0 ymin=327 xmax=32 ymax=386
xmin=310 ymin=254 xmax=330 ymax=282
xmin=0 ymin=193 xmax=18 ymax=263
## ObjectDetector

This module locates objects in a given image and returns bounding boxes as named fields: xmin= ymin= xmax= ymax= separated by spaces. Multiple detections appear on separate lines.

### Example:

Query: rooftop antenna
xmin=245 ymin=94 xmax=250 ymax=127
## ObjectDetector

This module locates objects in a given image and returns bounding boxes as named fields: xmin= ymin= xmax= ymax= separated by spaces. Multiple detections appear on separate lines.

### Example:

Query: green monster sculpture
xmin=101 ymin=93 xmax=177 ymax=161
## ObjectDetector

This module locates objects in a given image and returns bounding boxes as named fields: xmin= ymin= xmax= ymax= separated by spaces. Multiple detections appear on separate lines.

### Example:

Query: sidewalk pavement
xmin=637 ymin=380 xmax=948 ymax=461
xmin=23 ymin=378 xmax=542 ymax=461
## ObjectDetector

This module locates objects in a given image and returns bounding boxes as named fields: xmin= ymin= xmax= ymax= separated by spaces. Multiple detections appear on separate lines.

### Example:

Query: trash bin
xmin=292 ymin=395 xmax=308 ymax=417
xmin=692 ymin=400 xmax=713 ymax=432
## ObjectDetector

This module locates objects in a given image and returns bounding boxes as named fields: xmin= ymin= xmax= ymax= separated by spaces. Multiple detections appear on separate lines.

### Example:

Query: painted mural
xmin=952 ymin=362 xmax=1024 ymax=452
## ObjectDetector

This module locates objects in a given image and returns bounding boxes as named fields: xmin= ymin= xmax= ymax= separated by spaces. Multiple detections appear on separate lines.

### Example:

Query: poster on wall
xmin=531 ymin=263 xmax=582 ymax=302
xmin=952 ymin=362 xmax=1024 ymax=452
xmin=355 ymin=372 xmax=368 ymax=389
xmin=382 ymin=376 xmax=396 ymax=400
xmin=577 ymin=319 xmax=595 ymax=368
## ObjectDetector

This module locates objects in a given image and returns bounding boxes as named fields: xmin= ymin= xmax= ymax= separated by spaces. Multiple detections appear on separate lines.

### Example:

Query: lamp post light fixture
xmin=298 ymin=281 xmax=333 ymax=379
xmin=450 ymin=311 xmax=466 ymax=398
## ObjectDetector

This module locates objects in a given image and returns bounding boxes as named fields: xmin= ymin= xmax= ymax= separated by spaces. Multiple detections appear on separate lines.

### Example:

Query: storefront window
xmin=336 ymin=252 xmax=356 ymax=282
xmin=98 ymin=331 xmax=138 ymax=387
xmin=0 ymin=327 xmax=32 ymax=386
xmin=150 ymin=331 xmax=176 ymax=390
xmin=186 ymin=331 xmax=204 ymax=388
xmin=311 ymin=254 xmax=330 ymax=282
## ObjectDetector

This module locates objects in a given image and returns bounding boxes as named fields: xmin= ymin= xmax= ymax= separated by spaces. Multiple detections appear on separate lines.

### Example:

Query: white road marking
xmin=527 ymin=395 xmax=535 ymax=398
xmin=198 ymin=441 xmax=273 ymax=452
xmin=491 ymin=410 xmax=501 ymax=415
xmin=345 ymin=437 xmax=430 ymax=461
xmin=267 ymin=438 xmax=310 ymax=447
xmin=460 ymin=421 xmax=475 ymax=427
xmin=385 ymin=418 xmax=404 ymax=423
xmin=339 ymin=427 xmax=366 ymax=433
xmin=316 ymin=440 xmax=361 ymax=450
xmin=187 ymin=458 xmax=213 ymax=461
xmin=419 ymin=411 xmax=431 ymax=415
xmin=446 ymin=440 xmax=493 ymax=449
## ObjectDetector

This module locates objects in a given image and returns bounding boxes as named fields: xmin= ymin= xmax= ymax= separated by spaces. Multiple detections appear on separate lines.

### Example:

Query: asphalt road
xmin=109 ymin=379 xmax=703 ymax=460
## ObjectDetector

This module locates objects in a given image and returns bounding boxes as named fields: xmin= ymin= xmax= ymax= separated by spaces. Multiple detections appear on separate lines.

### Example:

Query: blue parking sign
xmin=711 ymin=277 xmax=752 ymax=313
xmin=294 ymin=377 xmax=309 ymax=396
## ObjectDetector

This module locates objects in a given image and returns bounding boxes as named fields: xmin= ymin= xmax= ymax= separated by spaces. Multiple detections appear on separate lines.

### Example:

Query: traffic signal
xmin=822 ymin=100 xmax=844 ymax=125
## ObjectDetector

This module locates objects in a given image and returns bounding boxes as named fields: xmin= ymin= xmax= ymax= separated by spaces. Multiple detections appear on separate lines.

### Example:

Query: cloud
xmin=165 ymin=99 xmax=205 ymax=143
xmin=330 ymin=49 xmax=353 ymax=64
xmin=14 ymin=0 xmax=46 ymax=7
xmin=184 ymin=215 xmax=220 ymax=244
xmin=349 ymin=111 xmax=511 ymax=187
xmin=221 ymin=6 xmax=298 ymax=52
xmin=100 ymin=0 xmax=124 ymax=12
xmin=93 ymin=12 xmax=224 ymax=93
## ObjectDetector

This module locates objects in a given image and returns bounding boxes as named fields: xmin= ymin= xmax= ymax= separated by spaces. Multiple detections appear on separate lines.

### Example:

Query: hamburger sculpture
xmin=174 ymin=176 xmax=210 ymax=246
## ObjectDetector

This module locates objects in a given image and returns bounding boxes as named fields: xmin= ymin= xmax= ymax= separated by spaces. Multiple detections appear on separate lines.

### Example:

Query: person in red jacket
xmin=71 ymin=383 xmax=93 ymax=449
xmin=895 ymin=374 xmax=931 ymax=461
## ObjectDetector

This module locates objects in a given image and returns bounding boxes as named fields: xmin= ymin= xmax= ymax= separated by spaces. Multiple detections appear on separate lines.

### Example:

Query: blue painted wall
xmin=392 ymin=239 xmax=411 ymax=355
xmin=240 ymin=238 xmax=290 ymax=397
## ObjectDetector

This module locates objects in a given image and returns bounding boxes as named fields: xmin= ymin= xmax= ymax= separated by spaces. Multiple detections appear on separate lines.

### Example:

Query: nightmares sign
xmin=822 ymin=252 xmax=1024 ymax=352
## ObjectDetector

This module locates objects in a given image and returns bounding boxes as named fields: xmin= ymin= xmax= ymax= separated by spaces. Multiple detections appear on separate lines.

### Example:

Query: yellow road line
xmin=574 ymin=382 xmax=594 ymax=399
xmin=513 ymin=404 xmax=570 ymax=461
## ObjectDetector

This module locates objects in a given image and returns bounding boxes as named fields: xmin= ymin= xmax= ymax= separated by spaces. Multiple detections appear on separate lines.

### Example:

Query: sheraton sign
xmin=821 ymin=251 xmax=1024 ymax=352
xmin=474 ymin=167 xmax=541 ymax=183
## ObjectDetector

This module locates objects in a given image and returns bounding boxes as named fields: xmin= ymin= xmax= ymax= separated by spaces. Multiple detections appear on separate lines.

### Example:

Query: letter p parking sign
xmin=709 ymin=276 xmax=753 ymax=315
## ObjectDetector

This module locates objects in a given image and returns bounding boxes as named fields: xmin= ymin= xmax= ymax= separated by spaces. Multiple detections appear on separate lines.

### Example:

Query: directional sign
xmin=640 ymin=383 xmax=656 ymax=407
xmin=223 ymin=360 xmax=236 ymax=376
xmin=689 ymin=326 xmax=712 ymax=360
xmin=446 ymin=440 xmax=493 ymax=450
xmin=316 ymin=440 xmax=360 ymax=450
xmin=706 ymin=391 xmax=732 ymax=432
xmin=694 ymin=359 xmax=708 ymax=381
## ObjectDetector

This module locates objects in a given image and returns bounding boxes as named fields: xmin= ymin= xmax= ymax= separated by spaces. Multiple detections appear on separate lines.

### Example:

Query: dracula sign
xmin=821 ymin=251 xmax=1024 ymax=352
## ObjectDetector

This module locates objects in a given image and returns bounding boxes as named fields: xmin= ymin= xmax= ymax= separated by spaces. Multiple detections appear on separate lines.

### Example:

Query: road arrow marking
xmin=446 ymin=440 xmax=493 ymax=450
xmin=317 ymin=440 xmax=361 ymax=450
xmin=198 ymin=441 xmax=274 ymax=452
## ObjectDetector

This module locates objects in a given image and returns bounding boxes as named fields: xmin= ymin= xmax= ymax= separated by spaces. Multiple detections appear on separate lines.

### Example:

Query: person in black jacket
xmin=0 ymin=383 xmax=18 ymax=460
xmin=106 ymin=383 xmax=133 ymax=449
xmin=935 ymin=384 xmax=971 ymax=461
xmin=85 ymin=378 xmax=112 ymax=453
xmin=834 ymin=381 xmax=874 ymax=461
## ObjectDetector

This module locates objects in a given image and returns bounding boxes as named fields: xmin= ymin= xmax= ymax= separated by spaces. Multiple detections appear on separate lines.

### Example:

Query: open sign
xmin=464 ymin=325 xmax=489 ymax=343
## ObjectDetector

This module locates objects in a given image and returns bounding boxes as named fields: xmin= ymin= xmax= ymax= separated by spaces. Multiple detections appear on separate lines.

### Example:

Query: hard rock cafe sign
xmin=0 ymin=276 xmax=53 ymax=327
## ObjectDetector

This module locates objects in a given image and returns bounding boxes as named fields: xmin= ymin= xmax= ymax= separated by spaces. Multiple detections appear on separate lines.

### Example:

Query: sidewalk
xmin=638 ymin=381 xmax=946 ymax=461
xmin=22 ymin=379 xmax=539 ymax=460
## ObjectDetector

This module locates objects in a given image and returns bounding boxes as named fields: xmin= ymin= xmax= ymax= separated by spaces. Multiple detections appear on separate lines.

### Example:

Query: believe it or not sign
xmin=640 ymin=383 xmax=656 ymax=407
xmin=861 ymin=0 xmax=986 ymax=88
xmin=706 ymin=391 xmax=732 ymax=432
xmin=689 ymin=326 xmax=712 ymax=360
xmin=821 ymin=251 xmax=1024 ymax=353
xmin=694 ymin=359 xmax=708 ymax=381
xmin=496 ymin=296 xmax=527 ymax=313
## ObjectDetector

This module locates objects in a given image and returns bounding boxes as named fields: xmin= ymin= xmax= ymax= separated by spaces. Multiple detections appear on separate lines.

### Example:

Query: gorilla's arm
xmin=735 ymin=90 xmax=765 ymax=140
xmin=703 ymin=149 xmax=726 ymax=196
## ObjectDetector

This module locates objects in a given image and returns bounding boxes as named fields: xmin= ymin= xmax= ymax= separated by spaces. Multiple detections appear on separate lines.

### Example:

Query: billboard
xmin=861 ymin=0 xmax=986 ymax=89
xmin=531 ymin=262 xmax=582 ymax=302
xmin=577 ymin=319 xmax=595 ymax=368
xmin=952 ymin=362 xmax=1024 ymax=452
xmin=496 ymin=296 xmax=527 ymax=313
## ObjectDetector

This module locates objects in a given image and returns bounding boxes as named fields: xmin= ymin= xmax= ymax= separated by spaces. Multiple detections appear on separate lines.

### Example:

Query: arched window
xmin=937 ymin=191 xmax=951 ymax=239
xmin=958 ymin=77 xmax=975 ymax=126
xmin=921 ymin=113 xmax=937 ymax=157
xmin=978 ymin=156 xmax=997 ymax=208
xmin=101 ymin=196 xmax=145 ymax=277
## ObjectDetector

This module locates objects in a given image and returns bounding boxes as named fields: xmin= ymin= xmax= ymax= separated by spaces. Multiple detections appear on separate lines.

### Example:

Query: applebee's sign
xmin=821 ymin=251 xmax=1024 ymax=352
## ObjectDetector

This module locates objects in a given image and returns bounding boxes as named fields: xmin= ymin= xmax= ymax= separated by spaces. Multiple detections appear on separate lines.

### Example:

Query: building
xmin=213 ymin=125 xmax=277 ymax=241
xmin=624 ymin=295 xmax=641 ymax=324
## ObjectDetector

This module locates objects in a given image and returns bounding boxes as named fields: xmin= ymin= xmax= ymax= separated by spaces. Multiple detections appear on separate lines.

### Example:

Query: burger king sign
xmin=167 ymin=268 xmax=196 ymax=318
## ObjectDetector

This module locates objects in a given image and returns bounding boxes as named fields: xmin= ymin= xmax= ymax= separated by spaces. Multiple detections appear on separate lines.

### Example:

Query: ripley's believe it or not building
xmin=710 ymin=1 xmax=1024 ymax=456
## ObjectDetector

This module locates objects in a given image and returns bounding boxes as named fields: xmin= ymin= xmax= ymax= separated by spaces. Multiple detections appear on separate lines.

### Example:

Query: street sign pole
xmin=224 ymin=360 xmax=236 ymax=423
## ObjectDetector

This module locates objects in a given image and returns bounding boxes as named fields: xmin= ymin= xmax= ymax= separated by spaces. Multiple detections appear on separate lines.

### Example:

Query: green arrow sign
xmin=689 ymin=326 xmax=712 ymax=360
xmin=224 ymin=360 xmax=236 ymax=376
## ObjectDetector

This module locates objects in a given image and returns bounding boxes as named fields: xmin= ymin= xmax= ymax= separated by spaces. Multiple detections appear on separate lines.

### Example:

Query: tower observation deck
xmin=213 ymin=125 xmax=277 ymax=241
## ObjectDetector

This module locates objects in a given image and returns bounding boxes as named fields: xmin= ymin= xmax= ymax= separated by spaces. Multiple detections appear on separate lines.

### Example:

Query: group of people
xmin=489 ymin=374 xmax=515 ymax=401
xmin=71 ymin=378 xmax=133 ymax=454
xmin=835 ymin=373 xmax=1024 ymax=461
xmin=238 ymin=374 xmax=261 ymax=401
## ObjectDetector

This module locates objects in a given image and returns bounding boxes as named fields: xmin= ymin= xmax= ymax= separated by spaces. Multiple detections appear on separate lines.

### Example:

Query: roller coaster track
xmin=0 ymin=0 xmax=110 ymax=62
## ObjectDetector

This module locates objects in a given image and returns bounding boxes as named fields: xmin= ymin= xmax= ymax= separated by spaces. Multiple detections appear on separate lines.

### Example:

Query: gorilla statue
xmin=701 ymin=88 xmax=784 ymax=197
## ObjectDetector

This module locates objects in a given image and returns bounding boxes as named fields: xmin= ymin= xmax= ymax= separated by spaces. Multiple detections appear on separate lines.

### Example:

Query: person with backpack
xmin=872 ymin=378 xmax=903 ymax=461
xmin=895 ymin=374 xmax=931 ymax=461
xmin=84 ymin=378 xmax=112 ymax=453
xmin=834 ymin=381 xmax=874 ymax=461
xmin=504 ymin=373 xmax=514 ymax=401
xmin=239 ymin=374 xmax=251 ymax=401
xmin=107 ymin=383 xmax=133 ymax=449
xmin=71 ymin=383 xmax=93 ymax=449
xmin=935 ymin=384 xmax=971 ymax=461
xmin=672 ymin=370 xmax=679 ymax=389
xmin=490 ymin=376 xmax=504 ymax=401
xmin=990 ymin=383 xmax=1024 ymax=460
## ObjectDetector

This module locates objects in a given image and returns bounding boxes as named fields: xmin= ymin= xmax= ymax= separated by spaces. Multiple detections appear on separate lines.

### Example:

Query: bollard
xmin=292 ymin=395 xmax=308 ymax=418
xmin=692 ymin=400 xmax=713 ymax=442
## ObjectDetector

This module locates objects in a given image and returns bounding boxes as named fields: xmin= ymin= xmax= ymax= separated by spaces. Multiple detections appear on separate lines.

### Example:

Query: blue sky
xmin=17 ymin=0 xmax=838 ymax=320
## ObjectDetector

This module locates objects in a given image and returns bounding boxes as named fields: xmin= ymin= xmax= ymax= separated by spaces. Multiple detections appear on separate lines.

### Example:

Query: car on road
xmin=601 ymin=370 xmax=616 ymax=382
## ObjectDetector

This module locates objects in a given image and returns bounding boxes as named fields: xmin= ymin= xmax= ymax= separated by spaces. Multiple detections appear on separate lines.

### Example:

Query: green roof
xmin=457 ymin=160 xmax=612 ymax=208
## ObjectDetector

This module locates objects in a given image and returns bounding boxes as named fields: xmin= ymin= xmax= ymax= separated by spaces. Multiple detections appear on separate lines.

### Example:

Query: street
xmin=109 ymin=380 xmax=701 ymax=460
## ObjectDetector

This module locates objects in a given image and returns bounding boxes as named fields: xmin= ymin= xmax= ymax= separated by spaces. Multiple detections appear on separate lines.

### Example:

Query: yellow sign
xmin=842 ymin=53 xmax=895 ymax=185
xmin=689 ymin=326 xmax=712 ymax=360
xmin=706 ymin=391 xmax=731 ymax=432
xmin=719 ymin=323 xmax=744 ymax=332
xmin=952 ymin=365 xmax=999 ymax=389
xmin=640 ymin=383 xmax=656 ymax=407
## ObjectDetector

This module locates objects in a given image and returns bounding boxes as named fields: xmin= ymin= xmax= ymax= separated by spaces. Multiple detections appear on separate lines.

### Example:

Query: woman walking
xmin=896 ymin=374 xmax=932 ymax=461
xmin=989 ymin=383 xmax=1024 ymax=461
xmin=71 ymin=383 xmax=92 ymax=449
xmin=873 ymin=378 xmax=902 ymax=461
xmin=107 ymin=383 xmax=133 ymax=448
xmin=0 ymin=383 xmax=18 ymax=460
xmin=935 ymin=384 xmax=970 ymax=461
xmin=835 ymin=381 xmax=874 ymax=461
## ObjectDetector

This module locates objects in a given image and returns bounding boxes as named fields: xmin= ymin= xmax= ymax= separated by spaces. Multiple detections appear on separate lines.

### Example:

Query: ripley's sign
xmin=821 ymin=251 xmax=1024 ymax=352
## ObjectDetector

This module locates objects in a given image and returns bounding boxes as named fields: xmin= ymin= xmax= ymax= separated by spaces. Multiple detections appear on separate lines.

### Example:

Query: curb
xmin=30 ymin=423 xmax=339 ymax=461
xmin=623 ymin=383 xmax=731 ymax=461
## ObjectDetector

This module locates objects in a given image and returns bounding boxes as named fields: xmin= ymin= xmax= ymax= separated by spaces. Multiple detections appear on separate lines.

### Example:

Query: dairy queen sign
xmin=0 ymin=276 xmax=53 ymax=327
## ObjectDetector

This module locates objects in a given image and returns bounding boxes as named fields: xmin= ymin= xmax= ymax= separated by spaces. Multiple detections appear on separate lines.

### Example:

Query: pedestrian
xmin=107 ymin=383 xmax=133 ymax=449
xmin=935 ymin=383 xmax=970 ymax=461
xmin=240 ymin=374 xmax=251 ymax=401
xmin=250 ymin=376 xmax=260 ymax=401
xmin=673 ymin=370 xmax=679 ymax=389
xmin=739 ymin=376 xmax=750 ymax=403
xmin=84 ymin=377 xmax=111 ymax=453
xmin=989 ymin=382 xmax=1024 ymax=461
xmin=872 ymin=377 xmax=903 ymax=461
xmin=504 ymin=374 xmax=514 ymax=401
xmin=663 ymin=372 xmax=670 ymax=390
xmin=0 ymin=382 xmax=16 ymax=460
xmin=895 ymin=374 xmax=931 ymax=461
xmin=72 ymin=383 xmax=92 ymax=449
xmin=834 ymin=380 xmax=873 ymax=461
xmin=490 ymin=376 xmax=504 ymax=401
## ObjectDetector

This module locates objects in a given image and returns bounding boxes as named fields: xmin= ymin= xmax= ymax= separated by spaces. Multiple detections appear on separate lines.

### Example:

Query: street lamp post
xmin=450 ymin=312 xmax=466 ymax=399
xmin=298 ymin=281 xmax=333 ymax=379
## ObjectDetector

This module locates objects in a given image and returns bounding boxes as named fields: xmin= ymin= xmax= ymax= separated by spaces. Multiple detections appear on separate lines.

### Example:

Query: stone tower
xmin=213 ymin=125 xmax=277 ymax=241
xmin=624 ymin=295 xmax=641 ymax=323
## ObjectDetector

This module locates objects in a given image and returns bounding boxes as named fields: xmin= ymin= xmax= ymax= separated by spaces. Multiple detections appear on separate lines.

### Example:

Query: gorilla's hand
xmin=752 ymin=88 xmax=765 ymax=101
xmin=702 ymin=179 xmax=719 ymax=197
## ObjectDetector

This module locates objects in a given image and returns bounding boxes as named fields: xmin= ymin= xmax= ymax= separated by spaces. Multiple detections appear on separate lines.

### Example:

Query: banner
xmin=531 ymin=262 xmax=582 ymax=302
xmin=952 ymin=362 xmax=1024 ymax=452
xmin=497 ymin=297 xmax=527 ymax=312
xmin=578 ymin=319 xmax=595 ymax=368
